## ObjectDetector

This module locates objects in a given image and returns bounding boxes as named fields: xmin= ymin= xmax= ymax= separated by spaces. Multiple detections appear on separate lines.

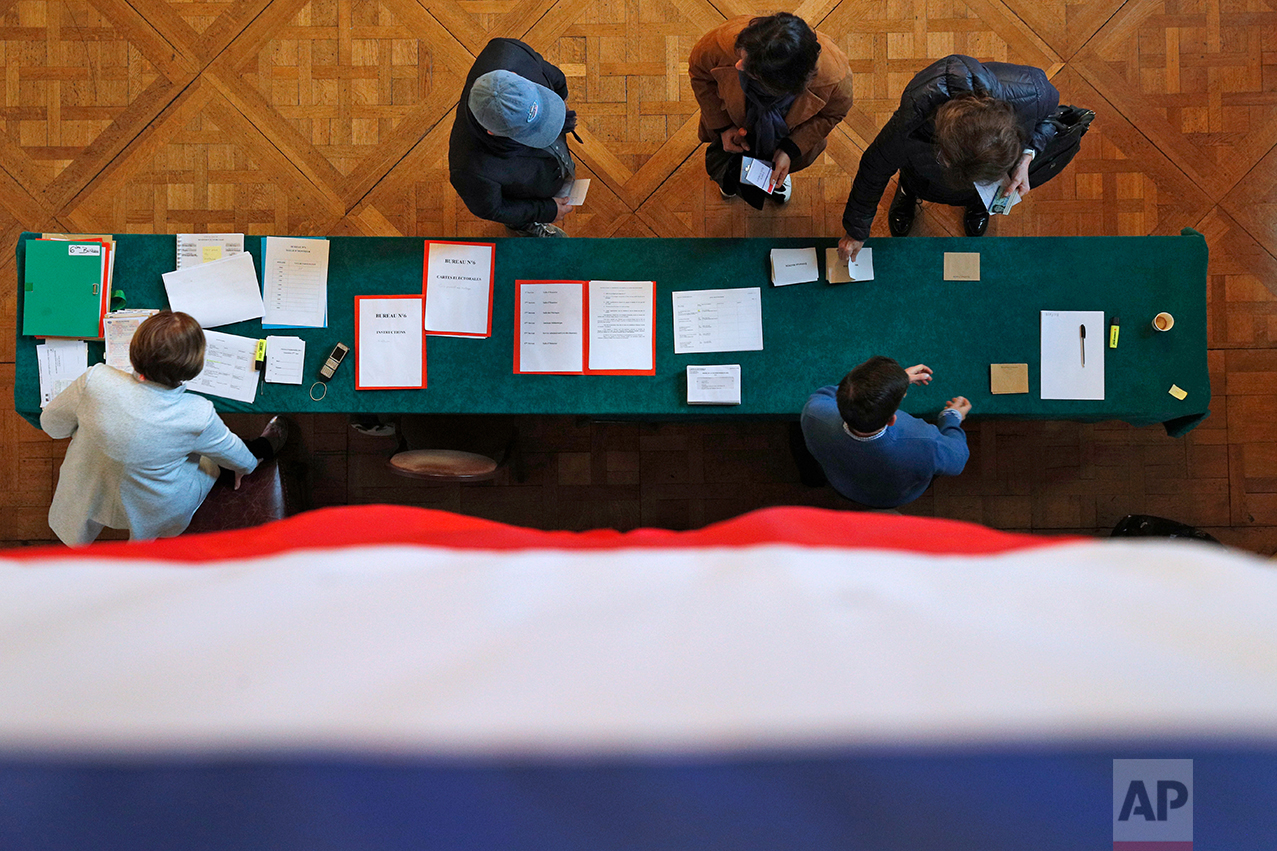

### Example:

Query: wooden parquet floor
xmin=3 ymin=0 xmax=1277 ymax=552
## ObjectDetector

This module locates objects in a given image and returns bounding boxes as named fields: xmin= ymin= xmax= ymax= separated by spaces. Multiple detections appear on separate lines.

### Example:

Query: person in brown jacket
xmin=689 ymin=13 xmax=853 ymax=208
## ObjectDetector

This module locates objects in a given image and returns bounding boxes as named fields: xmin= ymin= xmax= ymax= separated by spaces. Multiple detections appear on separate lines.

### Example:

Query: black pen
xmin=1079 ymin=324 xmax=1086 ymax=367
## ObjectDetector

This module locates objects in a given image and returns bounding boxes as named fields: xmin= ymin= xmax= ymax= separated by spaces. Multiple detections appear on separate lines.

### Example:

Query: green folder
xmin=22 ymin=239 xmax=107 ymax=338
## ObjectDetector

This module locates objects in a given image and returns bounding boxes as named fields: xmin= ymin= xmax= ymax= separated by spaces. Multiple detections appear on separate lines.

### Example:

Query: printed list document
xmin=516 ymin=281 xmax=584 ymax=374
xmin=587 ymin=280 xmax=655 ymax=373
xmin=103 ymin=309 xmax=159 ymax=373
xmin=1040 ymin=310 xmax=1105 ymax=400
xmin=37 ymin=339 xmax=89 ymax=407
xmin=185 ymin=330 xmax=259 ymax=404
xmin=162 ymin=251 xmax=265 ymax=328
xmin=423 ymin=241 xmax=494 ymax=337
xmin=263 ymin=236 xmax=329 ymax=328
xmin=672 ymin=288 xmax=763 ymax=354
xmin=264 ymin=336 xmax=305 ymax=385
xmin=355 ymin=296 xmax=425 ymax=390
xmin=176 ymin=233 xmax=245 ymax=269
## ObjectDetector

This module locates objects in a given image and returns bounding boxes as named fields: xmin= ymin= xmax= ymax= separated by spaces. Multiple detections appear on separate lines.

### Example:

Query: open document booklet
xmin=515 ymin=281 xmax=655 ymax=375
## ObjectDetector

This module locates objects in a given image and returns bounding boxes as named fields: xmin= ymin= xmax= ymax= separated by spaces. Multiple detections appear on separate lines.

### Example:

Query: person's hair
xmin=130 ymin=310 xmax=206 ymax=388
xmin=734 ymin=13 xmax=821 ymax=96
xmin=836 ymin=356 xmax=910 ymax=433
xmin=934 ymin=95 xmax=1024 ymax=186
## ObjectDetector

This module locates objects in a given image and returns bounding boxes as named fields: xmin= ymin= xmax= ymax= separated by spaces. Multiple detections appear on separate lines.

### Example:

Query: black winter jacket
xmin=842 ymin=55 xmax=1059 ymax=241
xmin=449 ymin=39 xmax=572 ymax=227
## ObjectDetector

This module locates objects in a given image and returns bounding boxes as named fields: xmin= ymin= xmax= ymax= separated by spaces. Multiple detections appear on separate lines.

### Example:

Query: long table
xmin=13 ymin=232 xmax=1211 ymax=435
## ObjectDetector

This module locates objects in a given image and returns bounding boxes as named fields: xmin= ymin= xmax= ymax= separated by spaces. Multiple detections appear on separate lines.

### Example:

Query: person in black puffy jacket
xmin=449 ymin=38 xmax=577 ymax=237
xmin=838 ymin=55 xmax=1060 ymax=260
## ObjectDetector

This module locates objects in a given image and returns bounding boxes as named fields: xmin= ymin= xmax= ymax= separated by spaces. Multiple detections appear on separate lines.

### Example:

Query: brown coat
xmin=688 ymin=17 xmax=853 ymax=169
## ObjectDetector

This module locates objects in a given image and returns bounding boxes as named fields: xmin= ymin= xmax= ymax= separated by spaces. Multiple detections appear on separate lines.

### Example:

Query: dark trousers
xmin=705 ymin=141 xmax=786 ymax=211
xmin=216 ymin=436 xmax=276 ymax=487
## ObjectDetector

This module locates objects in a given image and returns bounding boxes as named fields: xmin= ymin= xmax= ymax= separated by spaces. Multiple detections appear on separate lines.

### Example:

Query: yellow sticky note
xmin=201 ymin=245 xmax=223 ymax=263
xmin=1169 ymin=384 xmax=1187 ymax=400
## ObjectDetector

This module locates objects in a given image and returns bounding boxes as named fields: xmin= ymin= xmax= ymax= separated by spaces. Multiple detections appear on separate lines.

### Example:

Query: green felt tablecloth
xmin=13 ymin=232 xmax=1211 ymax=435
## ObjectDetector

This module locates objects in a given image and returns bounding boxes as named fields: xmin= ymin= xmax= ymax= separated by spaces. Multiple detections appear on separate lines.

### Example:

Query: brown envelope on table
xmin=990 ymin=363 xmax=1029 ymax=394
xmin=944 ymin=252 xmax=980 ymax=281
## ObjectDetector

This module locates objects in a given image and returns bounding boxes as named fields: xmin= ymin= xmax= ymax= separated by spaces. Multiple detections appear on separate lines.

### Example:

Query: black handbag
xmin=1109 ymin=514 xmax=1220 ymax=544
xmin=1028 ymin=105 xmax=1095 ymax=188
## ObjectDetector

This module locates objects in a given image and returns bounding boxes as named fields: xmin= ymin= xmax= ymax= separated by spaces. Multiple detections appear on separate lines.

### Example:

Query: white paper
xmin=975 ymin=180 xmax=1020 ymax=215
xmin=424 ymin=242 xmax=493 ymax=336
xmin=264 ymin=336 xmax=305 ymax=385
xmin=770 ymin=247 xmax=819 ymax=286
xmin=102 ymin=309 xmax=160 ymax=374
xmin=587 ymin=280 xmax=654 ymax=372
xmin=518 ymin=283 xmax=583 ymax=373
xmin=357 ymin=298 xmax=423 ymax=389
xmin=567 ymin=179 xmax=590 ymax=206
xmin=176 ymin=233 xmax=245 ymax=269
xmin=262 ymin=236 xmax=329 ymax=328
xmin=826 ymin=247 xmax=874 ymax=283
xmin=185 ymin=330 xmax=259 ymax=404
xmin=673 ymin=288 xmax=763 ymax=354
xmin=687 ymin=365 xmax=741 ymax=405
xmin=1040 ymin=310 xmax=1105 ymax=400
xmin=162 ymin=251 xmax=265 ymax=328
xmin=740 ymin=156 xmax=776 ymax=193
xmin=37 ymin=340 xmax=89 ymax=407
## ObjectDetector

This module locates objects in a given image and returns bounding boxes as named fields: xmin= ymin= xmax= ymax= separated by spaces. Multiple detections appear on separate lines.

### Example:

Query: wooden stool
xmin=387 ymin=448 xmax=501 ymax=482
xmin=386 ymin=415 xmax=522 ymax=483
xmin=185 ymin=459 xmax=292 ymax=534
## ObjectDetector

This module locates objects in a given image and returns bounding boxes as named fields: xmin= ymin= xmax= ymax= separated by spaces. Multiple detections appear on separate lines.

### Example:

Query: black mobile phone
xmin=319 ymin=342 xmax=349 ymax=380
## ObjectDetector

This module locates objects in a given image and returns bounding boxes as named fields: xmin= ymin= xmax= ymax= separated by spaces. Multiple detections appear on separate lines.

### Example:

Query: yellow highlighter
xmin=1109 ymin=316 xmax=1120 ymax=348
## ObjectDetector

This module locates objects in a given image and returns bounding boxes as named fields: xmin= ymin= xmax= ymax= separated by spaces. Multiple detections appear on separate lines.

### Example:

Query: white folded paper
xmin=162 ymin=251 xmax=264 ymax=328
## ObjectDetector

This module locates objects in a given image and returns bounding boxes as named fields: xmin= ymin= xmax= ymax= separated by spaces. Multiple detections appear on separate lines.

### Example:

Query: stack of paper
xmin=23 ymin=237 xmax=114 ymax=339
xmin=514 ymin=280 xmax=656 ymax=375
xmin=687 ymin=365 xmax=741 ymax=405
xmin=263 ymin=236 xmax=329 ymax=328
xmin=264 ymin=336 xmax=306 ymax=385
xmin=162 ymin=251 xmax=264 ymax=328
xmin=37 ymin=340 xmax=89 ymax=407
xmin=176 ymin=233 xmax=245 ymax=269
xmin=825 ymin=247 xmax=874 ymax=283
xmin=103 ymin=309 xmax=160 ymax=374
xmin=770 ymin=248 xmax=818 ymax=286
xmin=355 ymin=296 xmax=425 ymax=390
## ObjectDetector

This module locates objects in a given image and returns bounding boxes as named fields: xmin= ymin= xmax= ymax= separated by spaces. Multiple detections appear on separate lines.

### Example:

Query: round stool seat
xmin=388 ymin=448 xmax=499 ymax=480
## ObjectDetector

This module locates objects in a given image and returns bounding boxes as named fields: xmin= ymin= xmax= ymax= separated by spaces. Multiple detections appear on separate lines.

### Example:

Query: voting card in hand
xmin=740 ymin=156 xmax=777 ymax=193
xmin=975 ymin=180 xmax=1020 ymax=215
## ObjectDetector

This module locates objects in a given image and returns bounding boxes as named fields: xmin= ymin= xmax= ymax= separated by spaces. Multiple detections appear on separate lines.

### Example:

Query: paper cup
xmin=1153 ymin=312 xmax=1174 ymax=332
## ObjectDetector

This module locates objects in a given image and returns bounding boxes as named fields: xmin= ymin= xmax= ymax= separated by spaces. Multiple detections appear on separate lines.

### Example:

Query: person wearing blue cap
xmin=449 ymin=38 xmax=577 ymax=237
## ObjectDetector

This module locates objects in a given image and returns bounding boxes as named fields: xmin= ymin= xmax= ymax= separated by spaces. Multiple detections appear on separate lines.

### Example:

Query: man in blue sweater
xmin=801 ymin=356 xmax=971 ymax=508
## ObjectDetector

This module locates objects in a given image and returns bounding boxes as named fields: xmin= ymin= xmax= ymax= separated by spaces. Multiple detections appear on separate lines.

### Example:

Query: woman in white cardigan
xmin=41 ymin=311 xmax=283 ymax=545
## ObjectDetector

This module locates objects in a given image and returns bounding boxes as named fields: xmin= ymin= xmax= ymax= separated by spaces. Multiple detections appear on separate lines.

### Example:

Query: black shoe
xmin=260 ymin=416 xmax=289 ymax=457
xmin=963 ymin=202 xmax=990 ymax=237
xmin=887 ymin=183 xmax=918 ymax=237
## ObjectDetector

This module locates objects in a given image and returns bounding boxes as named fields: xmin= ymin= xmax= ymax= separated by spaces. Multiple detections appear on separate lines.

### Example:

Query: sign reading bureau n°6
xmin=1113 ymin=759 xmax=1193 ymax=850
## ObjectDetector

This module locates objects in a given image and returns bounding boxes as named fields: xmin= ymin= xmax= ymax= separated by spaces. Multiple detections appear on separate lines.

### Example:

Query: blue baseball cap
xmin=468 ymin=70 xmax=566 ymax=149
